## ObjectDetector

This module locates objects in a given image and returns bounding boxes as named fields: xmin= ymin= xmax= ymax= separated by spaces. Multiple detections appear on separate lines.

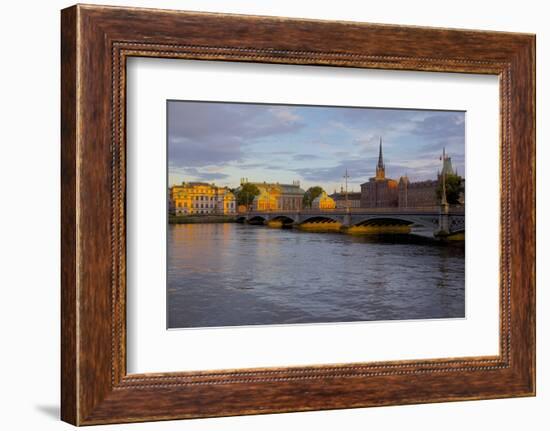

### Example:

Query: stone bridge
xmin=236 ymin=207 xmax=465 ymax=238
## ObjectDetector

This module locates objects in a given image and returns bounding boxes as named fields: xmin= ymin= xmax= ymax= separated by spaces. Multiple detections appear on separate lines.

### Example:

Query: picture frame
xmin=60 ymin=4 xmax=535 ymax=425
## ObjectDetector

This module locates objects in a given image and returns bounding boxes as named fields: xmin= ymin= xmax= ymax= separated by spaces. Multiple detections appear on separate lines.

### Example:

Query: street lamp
xmin=343 ymin=169 xmax=350 ymax=211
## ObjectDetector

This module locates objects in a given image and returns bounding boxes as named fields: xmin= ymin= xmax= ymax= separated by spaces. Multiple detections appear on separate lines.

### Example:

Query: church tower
xmin=441 ymin=147 xmax=454 ymax=176
xmin=375 ymin=137 xmax=385 ymax=179
xmin=361 ymin=136 xmax=398 ymax=208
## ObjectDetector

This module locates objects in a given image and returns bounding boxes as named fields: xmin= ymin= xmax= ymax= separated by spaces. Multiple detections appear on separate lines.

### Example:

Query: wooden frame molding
xmin=61 ymin=4 xmax=535 ymax=425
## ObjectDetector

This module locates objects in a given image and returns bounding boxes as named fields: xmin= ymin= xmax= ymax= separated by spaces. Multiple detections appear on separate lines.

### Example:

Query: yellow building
xmin=244 ymin=180 xmax=304 ymax=211
xmin=170 ymin=182 xmax=236 ymax=215
xmin=311 ymin=191 xmax=336 ymax=209
xmin=253 ymin=189 xmax=279 ymax=211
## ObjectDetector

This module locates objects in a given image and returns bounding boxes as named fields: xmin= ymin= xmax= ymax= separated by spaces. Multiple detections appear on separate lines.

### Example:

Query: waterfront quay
xmin=169 ymin=214 xmax=237 ymax=224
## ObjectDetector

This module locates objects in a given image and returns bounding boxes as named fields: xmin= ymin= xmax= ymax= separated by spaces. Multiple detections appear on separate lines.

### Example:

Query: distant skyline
xmin=168 ymin=101 xmax=465 ymax=192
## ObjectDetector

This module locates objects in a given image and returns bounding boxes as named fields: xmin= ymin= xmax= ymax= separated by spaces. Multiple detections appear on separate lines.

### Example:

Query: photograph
xmin=167 ymin=101 xmax=466 ymax=329
xmin=1 ymin=0 xmax=540 ymax=428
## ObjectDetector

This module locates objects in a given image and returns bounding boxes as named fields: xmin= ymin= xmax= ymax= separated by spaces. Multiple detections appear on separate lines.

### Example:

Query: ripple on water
xmin=167 ymin=224 xmax=465 ymax=328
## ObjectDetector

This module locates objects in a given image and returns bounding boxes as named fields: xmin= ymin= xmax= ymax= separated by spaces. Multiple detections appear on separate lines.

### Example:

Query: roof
xmin=247 ymin=182 xmax=305 ymax=195
xmin=279 ymin=184 xmax=305 ymax=194
xmin=184 ymin=182 xmax=211 ymax=186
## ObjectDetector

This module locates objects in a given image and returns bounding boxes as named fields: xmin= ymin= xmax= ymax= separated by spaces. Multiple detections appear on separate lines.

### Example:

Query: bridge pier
xmin=341 ymin=211 xmax=352 ymax=228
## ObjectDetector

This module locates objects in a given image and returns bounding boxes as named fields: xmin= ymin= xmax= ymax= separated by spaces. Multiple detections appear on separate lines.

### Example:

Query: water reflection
xmin=167 ymin=223 xmax=465 ymax=328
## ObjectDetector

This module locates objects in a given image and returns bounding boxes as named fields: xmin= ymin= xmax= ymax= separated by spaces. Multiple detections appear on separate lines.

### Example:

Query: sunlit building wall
xmin=170 ymin=182 xmax=236 ymax=215
xmin=311 ymin=191 xmax=336 ymax=209
xmin=245 ymin=180 xmax=305 ymax=211
xmin=253 ymin=189 xmax=279 ymax=211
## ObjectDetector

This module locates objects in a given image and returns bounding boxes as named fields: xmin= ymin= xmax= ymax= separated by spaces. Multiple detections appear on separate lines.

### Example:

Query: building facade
xmin=329 ymin=190 xmax=362 ymax=209
xmin=311 ymin=191 xmax=336 ymax=209
xmin=397 ymin=177 xmax=439 ymax=208
xmin=241 ymin=180 xmax=305 ymax=211
xmin=253 ymin=188 xmax=279 ymax=211
xmin=169 ymin=182 xmax=236 ymax=215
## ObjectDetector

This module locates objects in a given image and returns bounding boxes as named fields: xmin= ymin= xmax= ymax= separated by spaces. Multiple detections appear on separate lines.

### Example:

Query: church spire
xmin=376 ymin=136 xmax=385 ymax=179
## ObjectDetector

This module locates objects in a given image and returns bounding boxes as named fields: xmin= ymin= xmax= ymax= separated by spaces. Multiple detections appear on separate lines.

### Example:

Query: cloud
xmin=420 ymin=136 xmax=464 ymax=154
xmin=172 ymin=167 xmax=230 ymax=182
xmin=235 ymin=162 xmax=266 ymax=169
xmin=168 ymin=102 xmax=465 ymax=187
xmin=169 ymin=136 xmax=243 ymax=167
xmin=332 ymin=150 xmax=350 ymax=157
xmin=331 ymin=108 xmax=427 ymax=136
xmin=410 ymin=113 xmax=465 ymax=140
xmin=269 ymin=107 xmax=301 ymax=123
xmin=293 ymin=150 xmax=450 ymax=185
xmin=293 ymin=154 xmax=322 ymax=161
xmin=293 ymin=157 xmax=378 ymax=184
xmin=168 ymin=102 xmax=304 ymax=168
xmin=328 ymin=109 xmax=464 ymax=154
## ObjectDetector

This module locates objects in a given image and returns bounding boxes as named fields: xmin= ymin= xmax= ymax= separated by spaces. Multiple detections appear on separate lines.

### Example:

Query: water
xmin=167 ymin=223 xmax=465 ymax=328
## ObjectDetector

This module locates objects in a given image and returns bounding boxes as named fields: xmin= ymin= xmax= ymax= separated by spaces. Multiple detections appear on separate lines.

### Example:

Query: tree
xmin=302 ymin=186 xmax=325 ymax=208
xmin=235 ymin=183 xmax=260 ymax=207
xmin=436 ymin=173 xmax=464 ymax=205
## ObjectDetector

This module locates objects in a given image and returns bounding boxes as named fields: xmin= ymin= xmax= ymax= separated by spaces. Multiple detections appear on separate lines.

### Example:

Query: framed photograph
xmin=61 ymin=4 xmax=535 ymax=425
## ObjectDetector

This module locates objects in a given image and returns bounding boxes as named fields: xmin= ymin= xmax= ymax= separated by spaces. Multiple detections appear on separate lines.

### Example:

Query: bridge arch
xmin=300 ymin=215 xmax=341 ymax=225
xmin=352 ymin=216 xmax=414 ymax=227
xmin=248 ymin=215 xmax=267 ymax=225
xmin=269 ymin=215 xmax=296 ymax=225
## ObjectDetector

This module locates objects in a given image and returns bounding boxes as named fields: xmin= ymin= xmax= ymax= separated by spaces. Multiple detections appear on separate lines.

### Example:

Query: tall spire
xmin=376 ymin=136 xmax=385 ymax=179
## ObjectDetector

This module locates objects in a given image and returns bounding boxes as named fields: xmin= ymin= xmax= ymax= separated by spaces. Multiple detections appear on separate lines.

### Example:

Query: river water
xmin=167 ymin=223 xmax=465 ymax=329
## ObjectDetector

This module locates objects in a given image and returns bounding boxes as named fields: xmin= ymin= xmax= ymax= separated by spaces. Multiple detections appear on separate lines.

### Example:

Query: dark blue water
xmin=167 ymin=223 xmax=465 ymax=328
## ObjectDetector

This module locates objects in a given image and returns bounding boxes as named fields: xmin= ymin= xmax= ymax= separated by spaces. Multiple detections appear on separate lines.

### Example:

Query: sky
xmin=167 ymin=100 xmax=465 ymax=193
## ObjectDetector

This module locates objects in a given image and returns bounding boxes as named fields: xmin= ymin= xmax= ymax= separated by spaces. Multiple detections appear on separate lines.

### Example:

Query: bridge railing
xmin=245 ymin=206 xmax=464 ymax=216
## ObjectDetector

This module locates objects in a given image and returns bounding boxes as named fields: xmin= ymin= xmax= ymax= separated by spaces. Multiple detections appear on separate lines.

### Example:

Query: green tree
xmin=302 ymin=186 xmax=325 ymax=208
xmin=236 ymin=183 xmax=260 ymax=207
xmin=436 ymin=174 xmax=464 ymax=205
